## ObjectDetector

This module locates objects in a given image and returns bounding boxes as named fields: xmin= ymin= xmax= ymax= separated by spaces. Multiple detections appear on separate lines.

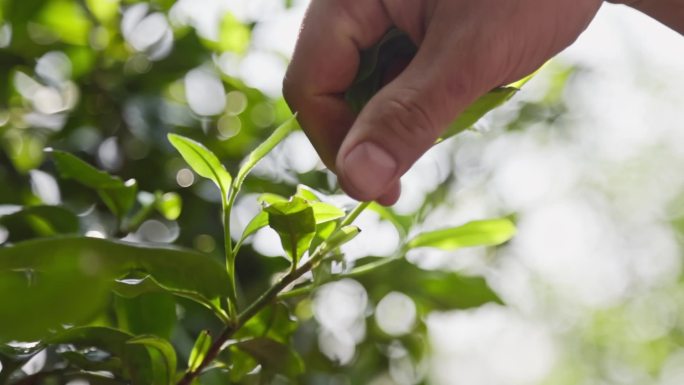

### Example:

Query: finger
xmin=335 ymin=15 xmax=489 ymax=201
xmin=376 ymin=180 xmax=401 ymax=206
xmin=283 ymin=0 xmax=392 ymax=170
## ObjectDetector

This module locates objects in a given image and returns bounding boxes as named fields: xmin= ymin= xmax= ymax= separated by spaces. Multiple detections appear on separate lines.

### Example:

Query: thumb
xmin=335 ymin=35 xmax=483 ymax=203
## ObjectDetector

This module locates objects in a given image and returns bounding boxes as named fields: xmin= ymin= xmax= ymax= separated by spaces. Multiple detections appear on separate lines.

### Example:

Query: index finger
xmin=283 ymin=0 xmax=391 ymax=170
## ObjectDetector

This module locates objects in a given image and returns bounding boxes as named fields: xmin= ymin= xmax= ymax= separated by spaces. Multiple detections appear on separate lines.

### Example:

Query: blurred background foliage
xmin=2 ymin=0 xmax=684 ymax=385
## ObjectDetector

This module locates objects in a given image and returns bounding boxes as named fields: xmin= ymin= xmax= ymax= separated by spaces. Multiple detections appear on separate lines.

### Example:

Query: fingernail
xmin=341 ymin=142 xmax=397 ymax=198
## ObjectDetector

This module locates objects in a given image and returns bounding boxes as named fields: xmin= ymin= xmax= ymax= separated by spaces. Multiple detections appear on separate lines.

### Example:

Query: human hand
xmin=283 ymin=0 xmax=603 ymax=205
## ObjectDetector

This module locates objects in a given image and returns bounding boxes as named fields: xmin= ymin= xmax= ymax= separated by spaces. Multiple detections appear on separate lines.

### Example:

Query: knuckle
xmin=374 ymin=88 xmax=438 ymax=146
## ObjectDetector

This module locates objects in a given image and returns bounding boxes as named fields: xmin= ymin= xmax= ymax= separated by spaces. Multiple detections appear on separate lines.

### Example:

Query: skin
xmin=283 ymin=0 xmax=684 ymax=206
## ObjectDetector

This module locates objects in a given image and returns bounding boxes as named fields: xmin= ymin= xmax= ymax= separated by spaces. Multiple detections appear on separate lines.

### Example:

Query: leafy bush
xmin=0 ymin=1 xmax=525 ymax=384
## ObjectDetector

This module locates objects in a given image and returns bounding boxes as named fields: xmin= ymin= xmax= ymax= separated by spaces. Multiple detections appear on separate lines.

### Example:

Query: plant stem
xmin=176 ymin=200 xmax=371 ymax=385
xmin=222 ymin=192 xmax=238 ymax=322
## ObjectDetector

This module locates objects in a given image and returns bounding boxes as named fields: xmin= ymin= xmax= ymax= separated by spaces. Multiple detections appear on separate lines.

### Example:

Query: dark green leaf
xmin=113 ymin=275 xmax=228 ymax=323
xmin=167 ymin=134 xmax=232 ymax=199
xmin=234 ymin=115 xmax=298 ymax=191
xmin=407 ymin=218 xmax=516 ymax=250
xmin=235 ymin=303 xmax=297 ymax=344
xmin=0 ymin=237 xmax=229 ymax=341
xmin=188 ymin=330 xmax=212 ymax=373
xmin=47 ymin=326 xmax=153 ymax=384
xmin=115 ymin=292 xmax=176 ymax=339
xmin=235 ymin=337 xmax=304 ymax=378
xmin=353 ymin=257 xmax=502 ymax=311
xmin=0 ymin=205 xmax=79 ymax=241
xmin=128 ymin=335 xmax=177 ymax=385
xmin=50 ymin=150 xmax=138 ymax=217
xmin=265 ymin=197 xmax=316 ymax=264
xmin=345 ymin=28 xmax=417 ymax=113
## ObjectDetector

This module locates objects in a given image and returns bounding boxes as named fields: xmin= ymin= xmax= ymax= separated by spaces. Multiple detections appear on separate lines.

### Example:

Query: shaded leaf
xmin=113 ymin=275 xmax=228 ymax=323
xmin=128 ymin=335 xmax=177 ymax=385
xmin=0 ymin=237 xmax=229 ymax=341
xmin=0 ymin=205 xmax=79 ymax=241
xmin=115 ymin=292 xmax=176 ymax=339
xmin=50 ymin=150 xmax=137 ymax=217
xmin=235 ymin=303 xmax=297 ymax=344
xmin=235 ymin=337 xmax=304 ymax=378
xmin=265 ymin=197 xmax=316 ymax=264
xmin=407 ymin=218 xmax=516 ymax=250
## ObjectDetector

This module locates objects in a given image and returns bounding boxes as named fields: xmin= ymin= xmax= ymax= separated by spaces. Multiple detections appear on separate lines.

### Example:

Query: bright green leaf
xmin=319 ymin=225 xmax=360 ymax=255
xmin=217 ymin=12 xmax=250 ymax=53
xmin=51 ymin=150 xmax=124 ymax=189
xmin=156 ymin=192 xmax=182 ymax=220
xmin=167 ymin=134 xmax=232 ymax=200
xmin=234 ymin=115 xmax=298 ymax=192
xmin=440 ymin=87 xmax=519 ymax=140
xmin=188 ymin=330 xmax=212 ymax=373
xmin=407 ymin=218 xmax=516 ymax=250
xmin=295 ymin=185 xmax=319 ymax=202
xmin=257 ymin=193 xmax=287 ymax=205
xmin=310 ymin=202 xmax=345 ymax=224
xmin=353 ymin=258 xmax=502 ymax=311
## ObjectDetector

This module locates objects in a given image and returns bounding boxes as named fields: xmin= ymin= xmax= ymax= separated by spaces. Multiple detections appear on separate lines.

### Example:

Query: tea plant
xmin=0 ymin=12 xmax=526 ymax=385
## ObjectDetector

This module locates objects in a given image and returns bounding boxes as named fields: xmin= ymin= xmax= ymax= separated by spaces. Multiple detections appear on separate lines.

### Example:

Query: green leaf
xmin=115 ymin=292 xmax=176 ymax=340
xmin=188 ymin=330 xmax=212 ymax=373
xmin=113 ymin=275 xmax=229 ymax=323
xmin=51 ymin=149 xmax=125 ymax=188
xmin=407 ymin=218 xmax=516 ymax=250
xmin=0 ymin=236 xmax=229 ymax=341
xmin=353 ymin=258 xmax=502 ymax=311
xmin=128 ymin=335 xmax=177 ymax=385
xmin=50 ymin=150 xmax=138 ymax=217
xmin=234 ymin=115 xmax=298 ymax=192
xmin=239 ymin=210 xmax=268 ymax=240
xmin=295 ymin=185 xmax=319 ymax=202
xmin=345 ymin=28 xmax=417 ymax=113
xmin=368 ymin=202 xmax=412 ymax=239
xmin=257 ymin=193 xmax=287 ymax=205
xmin=155 ymin=192 xmax=182 ymax=221
xmin=234 ymin=303 xmax=297 ymax=344
xmin=320 ymin=225 xmax=360 ymax=255
xmin=217 ymin=12 xmax=250 ymax=53
xmin=47 ymin=326 xmax=154 ymax=384
xmin=167 ymin=134 xmax=232 ymax=200
xmin=310 ymin=202 xmax=345 ymax=224
xmin=440 ymin=87 xmax=520 ymax=140
xmin=265 ymin=197 xmax=316 ymax=264
xmin=0 ymin=205 xmax=79 ymax=241
xmin=235 ymin=337 xmax=304 ymax=378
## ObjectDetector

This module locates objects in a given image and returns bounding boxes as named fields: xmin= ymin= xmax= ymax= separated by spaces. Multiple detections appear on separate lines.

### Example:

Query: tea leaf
xmin=188 ymin=330 xmax=212 ymax=373
xmin=167 ymin=134 xmax=232 ymax=199
xmin=128 ymin=335 xmax=177 ymax=385
xmin=265 ymin=197 xmax=316 ymax=264
xmin=234 ymin=115 xmax=298 ymax=192
xmin=407 ymin=218 xmax=516 ymax=250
